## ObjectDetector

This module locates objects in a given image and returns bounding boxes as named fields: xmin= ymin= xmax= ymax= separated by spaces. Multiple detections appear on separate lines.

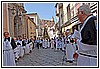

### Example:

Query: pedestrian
xmin=64 ymin=36 xmax=66 ymax=50
xmin=23 ymin=37 xmax=28 ymax=47
xmin=23 ymin=36 xmax=29 ymax=54
xmin=24 ymin=38 xmax=30 ymax=55
xmin=30 ymin=37 xmax=34 ymax=49
xmin=40 ymin=39 xmax=43 ymax=48
xmin=74 ymin=4 xmax=97 ymax=66
xmin=59 ymin=38 xmax=62 ymax=50
xmin=3 ymin=32 xmax=17 ymax=66
xmin=61 ymin=37 xmax=65 ymax=51
xmin=46 ymin=39 xmax=48 ymax=49
xmin=55 ymin=38 xmax=58 ymax=50
xmin=47 ymin=39 xmax=50 ymax=48
xmin=44 ymin=39 xmax=47 ymax=49
xmin=54 ymin=37 xmax=56 ymax=49
xmin=34 ymin=38 xmax=37 ymax=48
xmin=57 ymin=38 xmax=61 ymax=50
xmin=65 ymin=37 xmax=75 ymax=63
xmin=51 ymin=38 xmax=54 ymax=49
xmin=13 ymin=37 xmax=19 ymax=62
xmin=33 ymin=38 xmax=35 ymax=48
xmin=29 ymin=38 xmax=33 ymax=53
xmin=42 ymin=39 xmax=45 ymax=48
xmin=17 ymin=36 xmax=25 ymax=58
xmin=36 ymin=38 xmax=40 ymax=49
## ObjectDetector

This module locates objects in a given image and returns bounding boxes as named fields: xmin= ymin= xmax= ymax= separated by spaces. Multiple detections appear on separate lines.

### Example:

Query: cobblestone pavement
xmin=16 ymin=48 xmax=77 ymax=66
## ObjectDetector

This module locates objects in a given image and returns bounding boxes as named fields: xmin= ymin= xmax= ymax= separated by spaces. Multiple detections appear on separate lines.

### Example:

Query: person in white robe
xmin=3 ymin=32 xmax=17 ymax=66
xmin=61 ymin=37 xmax=65 ymax=51
xmin=13 ymin=37 xmax=19 ymax=62
xmin=17 ymin=36 xmax=25 ymax=58
xmin=65 ymin=37 xmax=75 ymax=62
xmin=36 ymin=38 xmax=40 ymax=49
xmin=24 ymin=39 xmax=30 ymax=55
xmin=23 ymin=38 xmax=29 ymax=54
xmin=44 ymin=39 xmax=47 ymax=49
xmin=64 ymin=37 xmax=66 ymax=50
xmin=73 ymin=5 xmax=97 ymax=66
xmin=28 ymin=38 xmax=33 ymax=53
xmin=51 ymin=38 xmax=54 ymax=49
xmin=29 ymin=42 xmax=33 ymax=53
xmin=55 ymin=38 xmax=58 ymax=50
xmin=34 ymin=39 xmax=37 ymax=48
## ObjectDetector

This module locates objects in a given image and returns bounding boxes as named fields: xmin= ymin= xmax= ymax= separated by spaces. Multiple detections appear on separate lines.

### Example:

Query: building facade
xmin=27 ymin=17 xmax=36 ymax=39
xmin=26 ymin=13 xmax=41 ymax=38
xmin=55 ymin=2 xmax=97 ymax=37
xmin=55 ymin=3 xmax=63 ymax=37
xmin=3 ymin=3 xmax=9 ymax=33
xmin=3 ymin=3 xmax=27 ymax=38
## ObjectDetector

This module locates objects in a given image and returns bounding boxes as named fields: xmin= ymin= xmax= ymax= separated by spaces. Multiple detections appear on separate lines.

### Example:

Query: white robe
xmin=3 ymin=38 xmax=16 ymax=66
xmin=25 ymin=44 xmax=30 ymax=54
xmin=17 ymin=45 xmax=20 ymax=57
xmin=14 ymin=41 xmax=20 ymax=60
xmin=51 ymin=40 xmax=54 ymax=48
xmin=66 ymin=43 xmax=75 ymax=61
xmin=77 ymin=40 xmax=97 ymax=66
xmin=29 ymin=42 xmax=33 ymax=51
xmin=42 ymin=40 xmax=45 ymax=48
xmin=17 ymin=40 xmax=24 ymax=57
xmin=44 ymin=40 xmax=47 ymax=48
xmin=19 ymin=46 xmax=24 ymax=57
xmin=34 ymin=42 xmax=37 ymax=48
xmin=14 ymin=47 xmax=19 ymax=60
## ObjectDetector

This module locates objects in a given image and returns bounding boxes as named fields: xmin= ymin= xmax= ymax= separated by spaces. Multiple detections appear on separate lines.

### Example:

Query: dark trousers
xmin=40 ymin=43 xmax=42 ymax=48
xmin=37 ymin=43 xmax=39 ymax=49
xmin=32 ymin=43 xmax=34 ymax=49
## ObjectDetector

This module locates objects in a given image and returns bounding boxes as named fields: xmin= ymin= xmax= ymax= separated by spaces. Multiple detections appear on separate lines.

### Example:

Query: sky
xmin=24 ymin=3 xmax=56 ymax=22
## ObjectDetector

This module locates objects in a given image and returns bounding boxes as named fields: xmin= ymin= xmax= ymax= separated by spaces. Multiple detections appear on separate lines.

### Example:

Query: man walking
xmin=36 ymin=38 xmax=40 ymax=49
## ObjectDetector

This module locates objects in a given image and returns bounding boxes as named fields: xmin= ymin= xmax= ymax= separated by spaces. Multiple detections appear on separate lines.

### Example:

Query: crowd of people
xmin=3 ymin=31 xmax=78 ymax=66
xmin=3 ymin=4 xmax=97 ymax=66
xmin=3 ymin=32 xmax=34 ymax=66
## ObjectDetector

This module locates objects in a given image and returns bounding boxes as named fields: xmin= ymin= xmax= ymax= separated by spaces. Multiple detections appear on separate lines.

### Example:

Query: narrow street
xmin=16 ymin=48 xmax=76 ymax=66
xmin=2 ymin=2 xmax=97 ymax=67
